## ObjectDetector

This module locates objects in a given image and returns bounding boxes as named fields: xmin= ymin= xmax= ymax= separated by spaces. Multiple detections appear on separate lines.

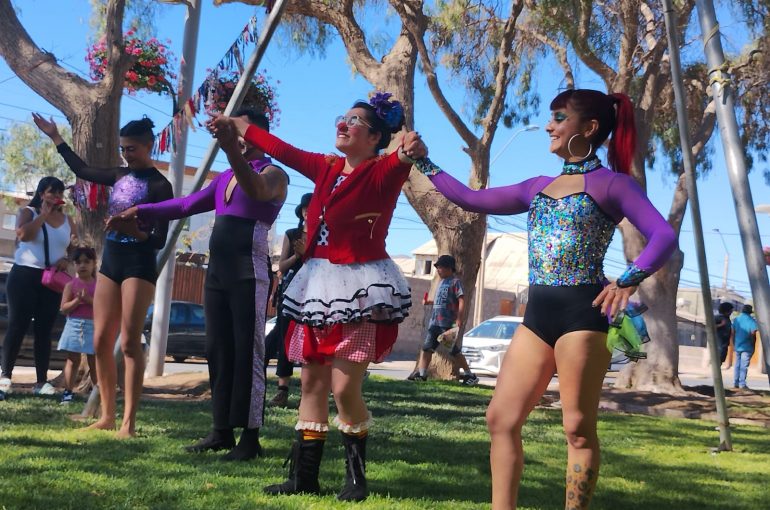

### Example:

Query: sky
xmin=0 ymin=1 xmax=768 ymax=299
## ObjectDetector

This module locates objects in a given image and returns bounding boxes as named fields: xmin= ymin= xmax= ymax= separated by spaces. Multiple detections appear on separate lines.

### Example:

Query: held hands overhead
xmin=399 ymin=130 xmax=427 ymax=162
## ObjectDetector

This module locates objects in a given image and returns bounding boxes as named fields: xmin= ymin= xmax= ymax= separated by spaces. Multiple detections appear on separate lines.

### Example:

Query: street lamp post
xmin=473 ymin=125 xmax=539 ymax=327
xmin=713 ymin=228 xmax=729 ymax=290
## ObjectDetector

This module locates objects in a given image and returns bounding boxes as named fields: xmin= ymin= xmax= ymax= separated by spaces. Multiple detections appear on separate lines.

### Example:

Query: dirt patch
xmin=539 ymin=385 xmax=770 ymax=427
xmin=143 ymin=372 xmax=211 ymax=401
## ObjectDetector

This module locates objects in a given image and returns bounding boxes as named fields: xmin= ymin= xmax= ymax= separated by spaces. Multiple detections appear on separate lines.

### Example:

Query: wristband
xmin=414 ymin=157 xmax=442 ymax=177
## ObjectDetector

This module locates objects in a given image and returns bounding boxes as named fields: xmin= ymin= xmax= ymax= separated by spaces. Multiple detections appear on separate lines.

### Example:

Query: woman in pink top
xmin=57 ymin=246 xmax=98 ymax=404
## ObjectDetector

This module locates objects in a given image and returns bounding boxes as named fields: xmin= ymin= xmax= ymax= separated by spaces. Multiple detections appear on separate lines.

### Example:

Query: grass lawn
xmin=0 ymin=376 xmax=768 ymax=509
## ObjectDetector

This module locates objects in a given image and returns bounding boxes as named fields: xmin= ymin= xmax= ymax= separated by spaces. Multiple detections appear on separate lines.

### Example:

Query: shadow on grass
xmin=1 ymin=377 xmax=768 ymax=509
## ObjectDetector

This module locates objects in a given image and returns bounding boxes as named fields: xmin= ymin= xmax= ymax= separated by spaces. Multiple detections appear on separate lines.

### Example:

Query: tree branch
xmin=397 ymin=2 xmax=478 ymax=149
xmin=479 ymin=0 xmax=525 ymax=150
xmin=0 ymin=0 xmax=93 ymax=115
xmin=521 ymin=24 xmax=574 ymax=88
xmin=573 ymin=0 xmax=616 ymax=85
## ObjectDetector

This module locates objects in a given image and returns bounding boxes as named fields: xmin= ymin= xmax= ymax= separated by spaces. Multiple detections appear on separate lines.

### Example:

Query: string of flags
xmin=154 ymin=15 xmax=261 ymax=155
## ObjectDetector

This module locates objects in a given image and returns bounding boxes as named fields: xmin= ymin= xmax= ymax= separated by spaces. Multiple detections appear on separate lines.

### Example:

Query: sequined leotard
xmin=56 ymin=142 xmax=173 ymax=283
xmin=423 ymin=156 xmax=677 ymax=346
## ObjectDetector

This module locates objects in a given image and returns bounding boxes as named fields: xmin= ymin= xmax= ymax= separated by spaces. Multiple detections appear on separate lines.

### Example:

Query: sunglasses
xmin=334 ymin=115 xmax=373 ymax=129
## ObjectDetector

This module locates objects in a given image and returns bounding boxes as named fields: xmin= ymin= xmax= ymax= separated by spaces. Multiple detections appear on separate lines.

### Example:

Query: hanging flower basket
xmin=203 ymin=71 xmax=280 ymax=127
xmin=86 ymin=30 xmax=176 ymax=95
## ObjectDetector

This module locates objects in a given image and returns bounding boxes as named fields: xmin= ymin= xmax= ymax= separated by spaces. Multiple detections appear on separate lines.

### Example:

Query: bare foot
xmin=68 ymin=413 xmax=90 ymax=423
xmin=85 ymin=419 xmax=115 ymax=431
xmin=116 ymin=425 xmax=136 ymax=439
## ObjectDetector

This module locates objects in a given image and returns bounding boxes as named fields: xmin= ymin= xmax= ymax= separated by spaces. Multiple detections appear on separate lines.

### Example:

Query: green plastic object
xmin=606 ymin=313 xmax=647 ymax=362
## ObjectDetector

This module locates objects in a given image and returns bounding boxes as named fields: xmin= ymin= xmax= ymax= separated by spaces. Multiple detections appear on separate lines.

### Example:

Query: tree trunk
xmin=614 ymin=223 xmax=686 ymax=394
xmin=68 ymin=101 xmax=121 ymax=252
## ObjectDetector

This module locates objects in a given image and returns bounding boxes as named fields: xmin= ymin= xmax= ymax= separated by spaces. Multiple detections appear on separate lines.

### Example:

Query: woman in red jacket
xmin=210 ymin=92 xmax=425 ymax=501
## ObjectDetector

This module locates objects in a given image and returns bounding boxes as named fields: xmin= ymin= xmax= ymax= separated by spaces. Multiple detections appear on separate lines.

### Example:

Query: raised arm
xmin=55 ymin=143 xmax=120 ymax=185
xmin=215 ymin=120 xmax=289 ymax=202
xmin=610 ymin=175 xmax=678 ymax=287
xmin=32 ymin=113 xmax=119 ymax=185
xmin=416 ymin=158 xmax=545 ymax=215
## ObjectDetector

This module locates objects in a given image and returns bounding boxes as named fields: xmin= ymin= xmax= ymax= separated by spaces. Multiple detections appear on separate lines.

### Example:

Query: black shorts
xmin=99 ymin=239 xmax=158 ymax=285
xmin=523 ymin=284 xmax=609 ymax=348
xmin=422 ymin=325 xmax=461 ymax=355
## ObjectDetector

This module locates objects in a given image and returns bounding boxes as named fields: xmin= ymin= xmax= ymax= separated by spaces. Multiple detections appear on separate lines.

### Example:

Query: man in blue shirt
xmin=731 ymin=304 xmax=758 ymax=389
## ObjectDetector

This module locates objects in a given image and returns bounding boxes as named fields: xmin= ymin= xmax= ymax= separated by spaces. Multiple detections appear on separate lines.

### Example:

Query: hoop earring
xmin=567 ymin=134 xmax=593 ymax=160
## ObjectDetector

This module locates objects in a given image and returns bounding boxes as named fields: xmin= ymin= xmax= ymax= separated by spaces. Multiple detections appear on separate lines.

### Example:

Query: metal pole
xmin=696 ymin=0 xmax=770 ymax=386
xmin=146 ymin=0 xmax=202 ymax=378
xmin=662 ymin=0 xmax=732 ymax=450
xmin=156 ymin=0 xmax=290 ymax=269
xmin=474 ymin=227 xmax=488 ymax=326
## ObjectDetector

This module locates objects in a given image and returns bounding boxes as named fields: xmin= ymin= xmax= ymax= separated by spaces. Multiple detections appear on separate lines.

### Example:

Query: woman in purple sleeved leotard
xmin=34 ymin=115 xmax=173 ymax=438
xmin=110 ymin=110 xmax=288 ymax=460
xmin=419 ymin=90 xmax=676 ymax=509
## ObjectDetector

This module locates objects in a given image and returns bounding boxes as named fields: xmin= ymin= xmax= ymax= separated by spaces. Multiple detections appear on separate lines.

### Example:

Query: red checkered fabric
xmin=287 ymin=321 xmax=395 ymax=365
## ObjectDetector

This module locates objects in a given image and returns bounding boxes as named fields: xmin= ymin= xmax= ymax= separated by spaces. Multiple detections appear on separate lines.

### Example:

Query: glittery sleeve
xmin=609 ymin=174 xmax=677 ymax=286
xmin=137 ymin=173 xmax=219 ymax=222
xmin=429 ymin=170 xmax=547 ymax=215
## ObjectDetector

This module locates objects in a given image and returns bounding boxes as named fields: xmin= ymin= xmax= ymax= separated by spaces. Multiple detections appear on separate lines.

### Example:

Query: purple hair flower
xmin=369 ymin=91 xmax=404 ymax=130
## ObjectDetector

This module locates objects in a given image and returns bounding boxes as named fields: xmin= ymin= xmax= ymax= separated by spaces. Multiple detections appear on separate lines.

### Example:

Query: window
xmin=2 ymin=214 xmax=16 ymax=230
xmin=169 ymin=303 xmax=188 ymax=325
xmin=423 ymin=260 xmax=432 ymax=275
xmin=189 ymin=304 xmax=205 ymax=326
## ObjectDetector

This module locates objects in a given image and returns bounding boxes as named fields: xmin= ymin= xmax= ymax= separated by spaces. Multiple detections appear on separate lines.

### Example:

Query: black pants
xmin=264 ymin=310 xmax=295 ymax=378
xmin=205 ymin=276 xmax=266 ymax=430
xmin=1 ymin=265 xmax=61 ymax=383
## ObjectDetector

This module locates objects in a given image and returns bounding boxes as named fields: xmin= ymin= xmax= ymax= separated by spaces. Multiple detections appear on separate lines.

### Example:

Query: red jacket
xmin=244 ymin=125 xmax=412 ymax=264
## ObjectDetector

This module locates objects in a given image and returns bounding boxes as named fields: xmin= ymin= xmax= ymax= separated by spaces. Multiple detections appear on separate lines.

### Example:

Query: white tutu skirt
xmin=282 ymin=258 xmax=412 ymax=327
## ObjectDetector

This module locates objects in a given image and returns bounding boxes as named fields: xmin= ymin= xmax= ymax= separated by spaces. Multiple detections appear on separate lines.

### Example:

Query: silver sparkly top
xmin=528 ymin=157 xmax=615 ymax=286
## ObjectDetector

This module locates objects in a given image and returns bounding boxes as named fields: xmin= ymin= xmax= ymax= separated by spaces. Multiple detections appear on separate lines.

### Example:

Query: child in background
xmin=57 ymin=246 xmax=98 ymax=404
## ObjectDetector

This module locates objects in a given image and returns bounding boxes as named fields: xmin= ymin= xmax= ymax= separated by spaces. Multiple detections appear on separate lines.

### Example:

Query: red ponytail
xmin=607 ymin=93 xmax=636 ymax=175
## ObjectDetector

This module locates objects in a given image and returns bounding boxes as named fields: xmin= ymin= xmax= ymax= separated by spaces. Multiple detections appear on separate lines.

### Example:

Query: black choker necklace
xmin=562 ymin=156 xmax=601 ymax=175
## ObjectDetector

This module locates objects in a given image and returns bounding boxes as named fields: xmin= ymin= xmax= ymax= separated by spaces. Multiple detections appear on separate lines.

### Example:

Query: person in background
xmin=265 ymin=192 xmax=312 ymax=408
xmin=714 ymin=302 xmax=734 ymax=366
xmin=408 ymin=255 xmax=478 ymax=385
xmin=731 ymin=304 xmax=758 ymax=390
xmin=57 ymin=246 xmax=98 ymax=404
xmin=0 ymin=176 xmax=76 ymax=400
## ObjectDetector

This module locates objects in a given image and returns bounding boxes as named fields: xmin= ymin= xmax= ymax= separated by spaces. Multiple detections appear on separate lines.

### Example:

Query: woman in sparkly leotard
xmin=418 ymin=89 xmax=677 ymax=509
xmin=34 ymin=115 xmax=173 ymax=438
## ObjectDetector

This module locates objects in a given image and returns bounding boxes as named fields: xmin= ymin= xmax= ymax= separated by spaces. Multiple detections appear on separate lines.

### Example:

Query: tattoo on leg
xmin=565 ymin=464 xmax=596 ymax=509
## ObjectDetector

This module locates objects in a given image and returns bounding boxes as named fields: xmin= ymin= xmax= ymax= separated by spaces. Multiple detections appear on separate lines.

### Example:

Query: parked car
xmin=0 ymin=271 xmax=67 ymax=370
xmin=461 ymin=315 xmax=523 ymax=376
xmin=144 ymin=301 xmax=206 ymax=363
xmin=144 ymin=301 xmax=280 ymax=363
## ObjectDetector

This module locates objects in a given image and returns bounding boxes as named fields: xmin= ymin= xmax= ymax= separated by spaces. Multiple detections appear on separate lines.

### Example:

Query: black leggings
xmin=1 ymin=265 xmax=61 ymax=383
xmin=264 ymin=311 xmax=295 ymax=379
